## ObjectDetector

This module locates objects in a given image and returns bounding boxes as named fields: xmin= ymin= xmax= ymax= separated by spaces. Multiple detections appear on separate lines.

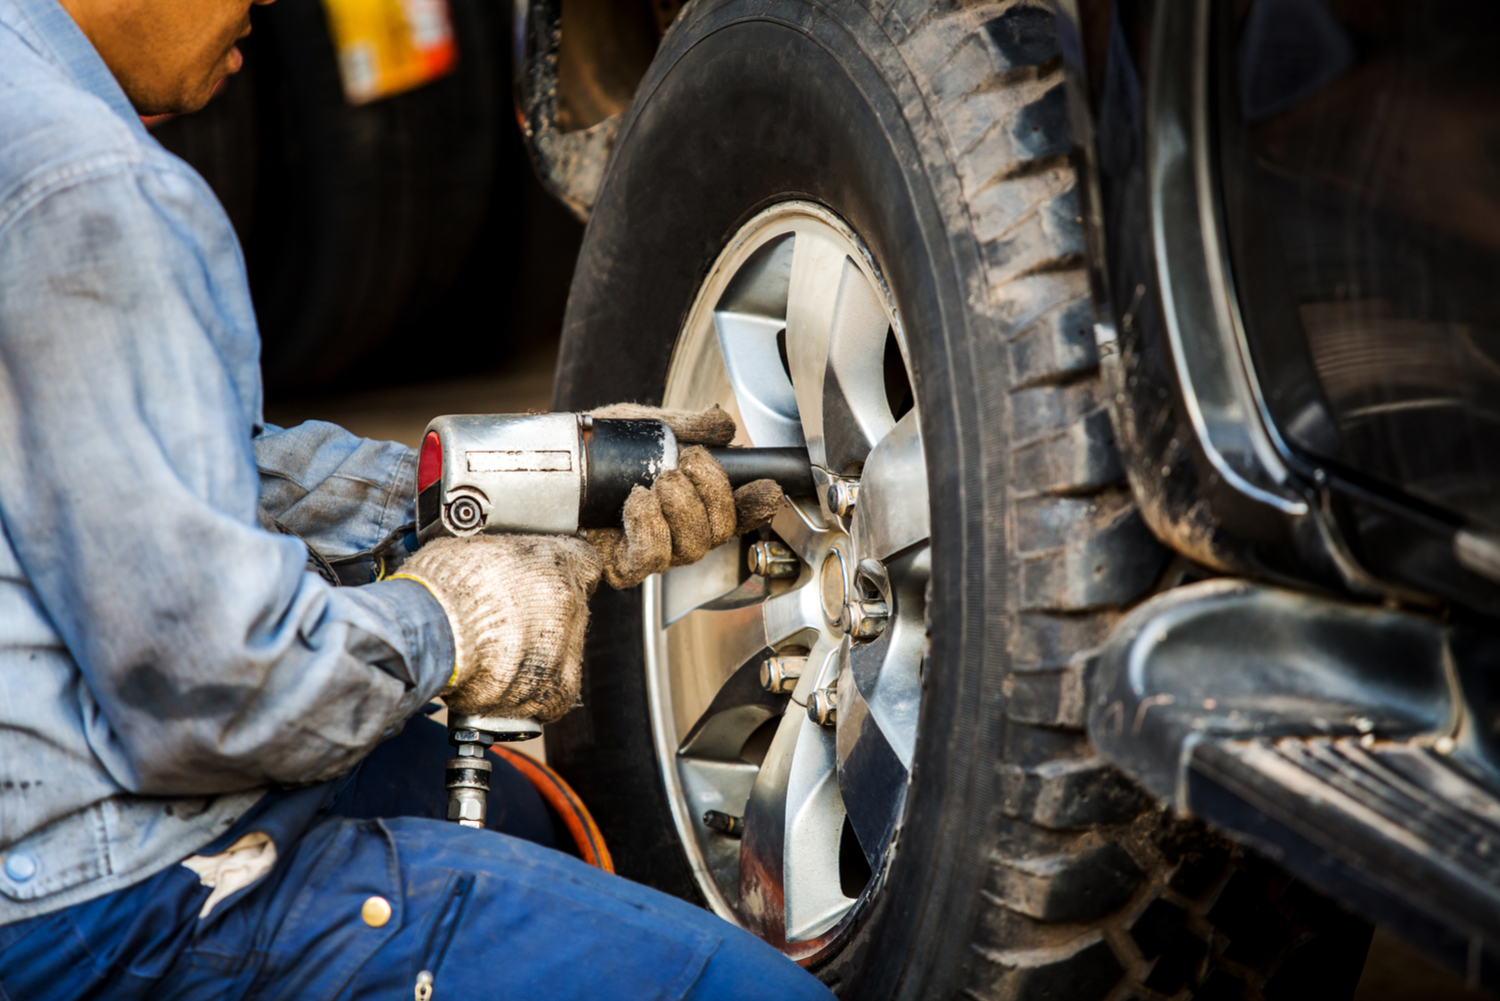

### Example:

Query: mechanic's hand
xmin=587 ymin=403 xmax=785 ymax=589
xmin=395 ymin=534 xmax=602 ymax=723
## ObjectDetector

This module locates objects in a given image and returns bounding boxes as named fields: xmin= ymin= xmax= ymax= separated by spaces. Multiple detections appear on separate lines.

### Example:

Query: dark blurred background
xmin=149 ymin=0 xmax=582 ymax=404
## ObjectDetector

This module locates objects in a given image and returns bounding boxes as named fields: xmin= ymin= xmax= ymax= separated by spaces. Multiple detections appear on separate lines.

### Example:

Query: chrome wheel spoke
xmin=785 ymin=230 xmax=894 ymax=472
xmin=779 ymin=716 xmax=848 ymax=942
xmin=784 ymin=229 xmax=843 ymax=470
xmin=739 ymin=644 xmax=846 ymax=944
xmin=679 ymin=657 xmax=787 ymax=761
xmin=674 ymin=638 xmax=839 ymax=919
xmin=834 ymin=675 xmax=906 ymax=870
xmin=715 ymin=311 xmax=805 ymax=448
xmin=758 ymin=585 xmax=824 ymax=653
xmin=851 ymin=409 xmax=929 ymax=561
xmin=669 ymin=590 xmax=828 ymax=763
xmin=665 ymin=602 xmax=774 ymax=742
xmin=737 ymin=707 xmax=806 ymax=939
xmin=835 ymin=587 xmax=924 ymax=866
xmin=769 ymin=501 xmax=836 ymax=567
xmin=661 ymin=539 xmax=766 ymax=626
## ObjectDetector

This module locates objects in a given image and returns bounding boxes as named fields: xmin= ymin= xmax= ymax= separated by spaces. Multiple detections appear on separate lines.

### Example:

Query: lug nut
xmin=826 ymin=480 xmax=859 ymax=518
xmin=702 ymin=810 xmax=744 ymax=837
xmin=748 ymin=540 xmax=799 ymax=578
xmin=807 ymin=683 xmax=838 ymax=727
xmin=843 ymin=598 xmax=889 ymax=640
xmin=760 ymin=655 xmax=806 ymax=694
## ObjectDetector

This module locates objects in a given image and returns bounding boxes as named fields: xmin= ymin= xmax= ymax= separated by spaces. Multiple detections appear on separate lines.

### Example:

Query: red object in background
xmin=417 ymin=431 xmax=442 ymax=491
xmin=324 ymin=0 xmax=458 ymax=105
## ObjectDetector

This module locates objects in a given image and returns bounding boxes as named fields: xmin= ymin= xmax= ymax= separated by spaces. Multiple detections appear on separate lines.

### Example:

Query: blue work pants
xmin=0 ymin=718 xmax=831 ymax=1000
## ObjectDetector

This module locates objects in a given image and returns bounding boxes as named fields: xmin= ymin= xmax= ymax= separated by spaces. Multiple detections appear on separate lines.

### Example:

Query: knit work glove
xmin=587 ymin=403 xmax=785 ymax=589
xmin=394 ymin=535 xmax=602 ymax=723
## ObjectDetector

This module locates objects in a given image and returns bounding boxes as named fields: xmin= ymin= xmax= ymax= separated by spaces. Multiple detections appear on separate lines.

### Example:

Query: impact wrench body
xmin=420 ymin=413 xmax=814 ymax=825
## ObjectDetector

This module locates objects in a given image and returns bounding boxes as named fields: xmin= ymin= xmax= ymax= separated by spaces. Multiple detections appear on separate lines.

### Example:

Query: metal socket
xmin=748 ymin=540 xmax=799 ymax=578
xmin=843 ymin=598 xmax=889 ymax=639
xmin=448 ymin=794 xmax=485 ymax=826
xmin=449 ymin=713 xmax=543 ymax=742
xmin=807 ymin=684 xmax=838 ymax=727
xmin=760 ymin=655 xmax=806 ymax=694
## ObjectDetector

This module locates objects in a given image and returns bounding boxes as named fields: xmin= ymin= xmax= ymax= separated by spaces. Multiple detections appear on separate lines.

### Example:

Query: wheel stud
xmin=748 ymin=540 xmax=799 ymax=578
xmin=807 ymin=683 xmax=838 ymax=727
xmin=842 ymin=598 xmax=889 ymax=639
xmin=702 ymin=810 xmax=744 ymax=837
xmin=760 ymin=655 xmax=806 ymax=694
xmin=826 ymin=479 xmax=859 ymax=518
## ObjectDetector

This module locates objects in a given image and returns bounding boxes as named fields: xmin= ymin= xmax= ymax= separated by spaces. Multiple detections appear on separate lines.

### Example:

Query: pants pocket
xmin=412 ymin=870 xmax=474 ymax=982
xmin=251 ymin=819 xmax=405 ymax=1001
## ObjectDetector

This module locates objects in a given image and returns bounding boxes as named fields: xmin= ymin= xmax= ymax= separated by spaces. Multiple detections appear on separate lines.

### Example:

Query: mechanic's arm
xmin=0 ymin=164 xmax=452 ymax=796
xmin=254 ymin=420 xmax=416 ymax=581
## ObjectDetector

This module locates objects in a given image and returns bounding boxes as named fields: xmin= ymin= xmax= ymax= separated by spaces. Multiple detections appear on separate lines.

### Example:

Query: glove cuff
xmin=388 ymin=572 xmax=465 ymax=688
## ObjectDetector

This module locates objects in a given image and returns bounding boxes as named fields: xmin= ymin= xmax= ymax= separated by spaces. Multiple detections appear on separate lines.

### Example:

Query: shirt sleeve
xmin=255 ymin=421 xmax=418 ymax=581
xmin=0 ymin=162 xmax=454 ymax=796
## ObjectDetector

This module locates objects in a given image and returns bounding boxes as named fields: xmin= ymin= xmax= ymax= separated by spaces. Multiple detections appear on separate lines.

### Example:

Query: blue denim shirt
xmin=0 ymin=0 xmax=455 ymax=922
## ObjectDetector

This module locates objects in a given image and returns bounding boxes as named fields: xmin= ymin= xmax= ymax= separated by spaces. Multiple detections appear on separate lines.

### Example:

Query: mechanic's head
xmin=59 ymin=0 xmax=276 ymax=115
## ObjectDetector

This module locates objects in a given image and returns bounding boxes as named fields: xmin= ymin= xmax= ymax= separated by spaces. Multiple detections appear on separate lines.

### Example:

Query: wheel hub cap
xmin=819 ymin=549 xmax=849 ymax=626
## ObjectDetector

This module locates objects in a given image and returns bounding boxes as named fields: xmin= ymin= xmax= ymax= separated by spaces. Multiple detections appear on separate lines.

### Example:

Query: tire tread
xmin=893 ymin=3 xmax=1366 ymax=999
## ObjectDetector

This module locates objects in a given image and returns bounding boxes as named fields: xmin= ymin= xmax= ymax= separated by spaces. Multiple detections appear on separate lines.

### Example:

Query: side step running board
xmin=1193 ymin=737 xmax=1500 ymax=986
xmin=1089 ymin=580 xmax=1500 ymax=990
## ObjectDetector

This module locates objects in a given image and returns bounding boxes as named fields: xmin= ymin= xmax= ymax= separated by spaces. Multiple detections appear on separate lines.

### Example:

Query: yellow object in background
xmin=321 ymin=0 xmax=458 ymax=104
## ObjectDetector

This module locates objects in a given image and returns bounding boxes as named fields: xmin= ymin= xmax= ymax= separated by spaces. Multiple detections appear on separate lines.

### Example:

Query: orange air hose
xmin=491 ymin=745 xmax=615 ymax=873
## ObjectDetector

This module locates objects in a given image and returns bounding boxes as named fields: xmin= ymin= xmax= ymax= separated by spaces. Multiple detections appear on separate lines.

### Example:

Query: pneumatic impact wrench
xmin=414 ymin=412 xmax=814 ymax=828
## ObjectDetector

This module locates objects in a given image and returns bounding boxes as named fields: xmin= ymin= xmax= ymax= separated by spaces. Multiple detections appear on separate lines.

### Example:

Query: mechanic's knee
xmin=683 ymin=926 xmax=833 ymax=1000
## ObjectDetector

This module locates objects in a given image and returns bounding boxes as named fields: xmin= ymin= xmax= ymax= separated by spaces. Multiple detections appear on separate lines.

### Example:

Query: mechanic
xmin=0 ymin=0 xmax=831 ymax=995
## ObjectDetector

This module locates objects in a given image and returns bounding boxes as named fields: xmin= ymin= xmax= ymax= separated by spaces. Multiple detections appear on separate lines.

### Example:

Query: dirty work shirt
xmin=0 ymin=0 xmax=455 ymax=922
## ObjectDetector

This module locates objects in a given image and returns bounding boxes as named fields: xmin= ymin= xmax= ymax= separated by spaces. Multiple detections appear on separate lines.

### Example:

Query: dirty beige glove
xmin=394 ymin=534 xmax=602 ymax=722
xmin=588 ymin=403 xmax=786 ymax=589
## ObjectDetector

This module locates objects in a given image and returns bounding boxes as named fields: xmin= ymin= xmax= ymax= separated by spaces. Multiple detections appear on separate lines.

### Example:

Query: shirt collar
xmin=0 ymin=0 xmax=145 ymax=130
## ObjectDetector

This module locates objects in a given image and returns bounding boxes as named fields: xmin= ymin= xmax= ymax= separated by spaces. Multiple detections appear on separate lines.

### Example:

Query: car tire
xmin=548 ymin=0 xmax=1371 ymax=997
xmin=157 ymin=0 xmax=509 ymax=393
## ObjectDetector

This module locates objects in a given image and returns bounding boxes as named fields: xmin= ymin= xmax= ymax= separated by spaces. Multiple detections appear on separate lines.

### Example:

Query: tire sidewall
xmin=551 ymin=1 xmax=1010 ymax=996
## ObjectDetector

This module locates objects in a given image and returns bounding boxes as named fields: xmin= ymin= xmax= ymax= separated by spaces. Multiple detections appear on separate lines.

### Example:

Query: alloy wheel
xmin=643 ymin=202 xmax=931 ymax=960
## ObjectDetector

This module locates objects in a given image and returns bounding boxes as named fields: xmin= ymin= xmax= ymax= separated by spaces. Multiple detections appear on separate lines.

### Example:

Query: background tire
xmin=155 ymin=0 xmax=512 ymax=393
xmin=549 ymin=0 xmax=1371 ymax=997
